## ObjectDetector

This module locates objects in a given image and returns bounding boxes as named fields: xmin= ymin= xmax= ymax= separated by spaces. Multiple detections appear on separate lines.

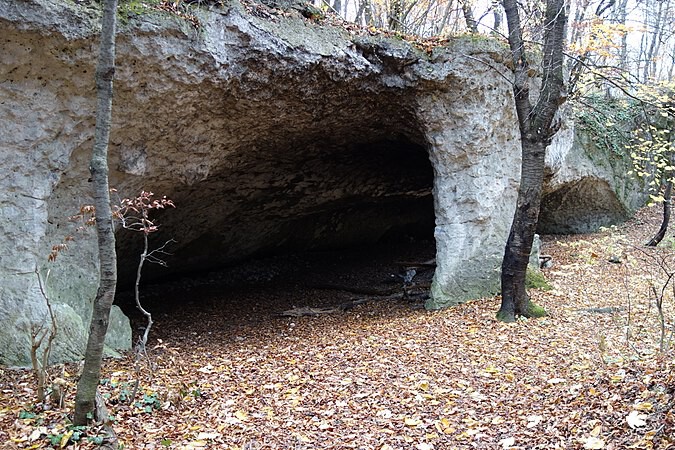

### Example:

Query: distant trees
xmin=566 ymin=0 xmax=675 ymax=93
xmin=627 ymin=84 xmax=675 ymax=246
xmin=317 ymin=0 xmax=490 ymax=35
xmin=316 ymin=0 xmax=674 ymax=80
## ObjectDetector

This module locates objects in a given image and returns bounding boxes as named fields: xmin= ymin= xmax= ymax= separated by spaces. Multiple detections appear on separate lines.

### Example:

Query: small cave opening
xmin=113 ymin=134 xmax=437 ymax=335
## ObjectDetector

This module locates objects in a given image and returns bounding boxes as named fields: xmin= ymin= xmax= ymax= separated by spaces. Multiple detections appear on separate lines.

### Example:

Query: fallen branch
xmin=279 ymin=306 xmax=343 ymax=317
xmin=394 ymin=258 xmax=437 ymax=267
xmin=575 ymin=306 xmax=624 ymax=314
xmin=279 ymin=291 xmax=430 ymax=317
xmin=307 ymin=283 xmax=400 ymax=296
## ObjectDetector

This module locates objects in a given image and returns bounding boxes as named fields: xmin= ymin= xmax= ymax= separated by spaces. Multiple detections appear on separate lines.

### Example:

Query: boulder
xmin=540 ymin=118 xmax=646 ymax=234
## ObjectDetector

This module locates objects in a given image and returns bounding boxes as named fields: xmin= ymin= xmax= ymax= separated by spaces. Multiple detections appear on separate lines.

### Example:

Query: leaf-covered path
xmin=1 ymin=208 xmax=674 ymax=449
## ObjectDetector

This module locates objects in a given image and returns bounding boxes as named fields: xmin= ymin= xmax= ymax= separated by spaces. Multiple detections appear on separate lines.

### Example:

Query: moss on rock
xmin=495 ymin=308 xmax=515 ymax=323
xmin=525 ymin=300 xmax=548 ymax=318
xmin=525 ymin=268 xmax=552 ymax=291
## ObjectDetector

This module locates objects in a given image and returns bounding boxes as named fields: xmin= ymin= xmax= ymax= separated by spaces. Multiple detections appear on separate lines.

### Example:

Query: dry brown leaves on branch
xmin=1 ymin=207 xmax=674 ymax=449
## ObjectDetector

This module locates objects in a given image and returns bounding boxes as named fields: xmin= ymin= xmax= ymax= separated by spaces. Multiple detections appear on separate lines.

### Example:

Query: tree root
xmin=95 ymin=390 xmax=118 ymax=450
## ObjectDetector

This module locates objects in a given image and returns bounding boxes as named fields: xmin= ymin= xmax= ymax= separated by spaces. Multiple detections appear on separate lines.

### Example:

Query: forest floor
xmin=1 ymin=207 xmax=675 ymax=450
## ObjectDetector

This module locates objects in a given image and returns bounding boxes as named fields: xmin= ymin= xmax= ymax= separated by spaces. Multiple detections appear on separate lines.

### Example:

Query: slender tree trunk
xmin=436 ymin=0 xmax=455 ymax=34
xmin=492 ymin=0 xmax=502 ymax=35
xmin=332 ymin=0 xmax=342 ymax=16
xmin=643 ymin=0 xmax=664 ymax=82
xmin=135 ymin=232 xmax=153 ymax=350
xmin=668 ymin=41 xmax=675 ymax=80
xmin=73 ymin=0 xmax=118 ymax=426
xmin=569 ymin=0 xmax=590 ymax=49
xmin=402 ymin=0 xmax=420 ymax=29
xmin=638 ymin=29 xmax=648 ymax=82
xmin=497 ymin=0 xmax=567 ymax=322
xmin=407 ymin=0 xmax=435 ymax=35
xmin=646 ymin=180 xmax=673 ymax=247
xmin=615 ymin=0 xmax=628 ymax=72
xmin=460 ymin=0 xmax=478 ymax=33
xmin=364 ymin=0 xmax=374 ymax=26
xmin=389 ymin=0 xmax=404 ymax=31
xmin=355 ymin=0 xmax=366 ymax=24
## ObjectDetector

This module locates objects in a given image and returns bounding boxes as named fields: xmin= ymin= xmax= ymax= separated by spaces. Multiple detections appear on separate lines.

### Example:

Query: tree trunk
xmin=668 ymin=41 xmax=675 ymax=81
xmin=388 ymin=0 xmax=404 ymax=31
xmin=135 ymin=232 xmax=153 ymax=350
xmin=642 ymin=0 xmax=664 ymax=82
xmin=569 ymin=0 xmax=590 ymax=49
xmin=497 ymin=140 xmax=547 ymax=321
xmin=73 ymin=0 xmax=118 ymax=426
xmin=460 ymin=0 xmax=478 ymax=33
xmin=646 ymin=181 xmax=672 ymax=247
xmin=615 ymin=0 xmax=628 ymax=72
xmin=363 ymin=0 xmax=374 ymax=26
xmin=332 ymin=0 xmax=342 ymax=16
xmin=436 ymin=0 xmax=455 ymax=34
xmin=492 ymin=1 xmax=502 ymax=34
xmin=497 ymin=0 xmax=567 ymax=322
xmin=355 ymin=0 xmax=366 ymax=24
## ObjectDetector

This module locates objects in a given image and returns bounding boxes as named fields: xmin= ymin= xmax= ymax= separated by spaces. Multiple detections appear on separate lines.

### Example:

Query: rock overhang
xmin=0 ymin=0 xmax=524 ymax=366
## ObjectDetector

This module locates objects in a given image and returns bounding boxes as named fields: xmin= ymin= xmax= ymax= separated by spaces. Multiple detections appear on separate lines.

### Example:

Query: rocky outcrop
xmin=0 ymin=0 xmax=524 ymax=365
xmin=0 ymin=0 xmax=647 ymax=368
xmin=0 ymin=0 xmax=647 ymax=367
xmin=540 ymin=119 xmax=646 ymax=234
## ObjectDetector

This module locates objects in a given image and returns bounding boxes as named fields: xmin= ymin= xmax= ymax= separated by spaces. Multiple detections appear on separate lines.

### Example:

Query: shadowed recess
xmin=114 ymin=136 xmax=436 ymax=302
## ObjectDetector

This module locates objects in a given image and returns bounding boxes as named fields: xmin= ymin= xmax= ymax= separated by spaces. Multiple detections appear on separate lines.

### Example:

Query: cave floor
xmin=117 ymin=238 xmax=437 ymax=343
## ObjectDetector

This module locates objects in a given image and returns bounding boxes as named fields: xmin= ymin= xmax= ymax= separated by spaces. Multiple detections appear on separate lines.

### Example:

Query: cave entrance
xmin=114 ymin=134 xmax=436 ymax=329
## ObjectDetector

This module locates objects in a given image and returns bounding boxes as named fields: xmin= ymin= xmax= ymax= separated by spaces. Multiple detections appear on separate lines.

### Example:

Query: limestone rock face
xmin=540 ymin=120 xmax=646 ymax=234
xmin=0 ymin=0 xmax=524 ymax=365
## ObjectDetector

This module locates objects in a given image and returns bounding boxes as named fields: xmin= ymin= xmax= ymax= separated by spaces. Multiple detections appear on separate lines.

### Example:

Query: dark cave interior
xmin=113 ymin=136 xmax=438 ymax=325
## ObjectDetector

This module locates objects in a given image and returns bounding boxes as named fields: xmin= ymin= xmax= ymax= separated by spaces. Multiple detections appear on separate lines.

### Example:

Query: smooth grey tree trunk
xmin=497 ymin=0 xmax=567 ymax=322
xmin=73 ymin=0 xmax=118 ymax=425
xmin=332 ymin=0 xmax=342 ymax=16
xmin=643 ymin=0 xmax=665 ymax=82
xmin=460 ymin=0 xmax=478 ymax=33
xmin=388 ymin=0 xmax=404 ymax=31
xmin=492 ymin=2 xmax=502 ymax=34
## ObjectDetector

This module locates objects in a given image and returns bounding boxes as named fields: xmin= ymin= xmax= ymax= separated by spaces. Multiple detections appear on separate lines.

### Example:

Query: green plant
xmin=18 ymin=410 xmax=37 ymax=420
xmin=88 ymin=435 xmax=105 ymax=445
xmin=525 ymin=301 xmax=548 ymax=318
xmin=118 ymin=0 xmax=161 ymax=19
xmin=45 ymin=424 xmax=91 ymax=447
xmin=574 ymin=95 xmax=641 ymax=160
xmin=138 ymin=392 xmax=162 ymax=413
xmin=660 ymin=236 xmax=675 ymax=249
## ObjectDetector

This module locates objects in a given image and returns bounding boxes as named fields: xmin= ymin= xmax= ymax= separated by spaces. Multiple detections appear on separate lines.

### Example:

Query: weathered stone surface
xmin=540 ymin=119 xmax=646 ymax=234
xmin=0 ymin=0 xmax=525 ymax=365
